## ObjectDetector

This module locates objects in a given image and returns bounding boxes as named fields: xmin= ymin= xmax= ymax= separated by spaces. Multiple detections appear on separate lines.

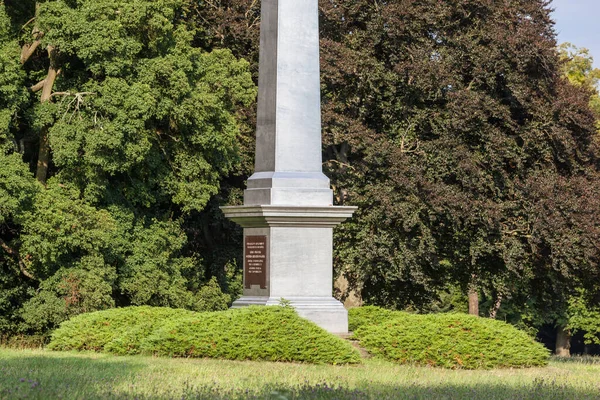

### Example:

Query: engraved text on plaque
xmin=244 ymin=236 xmax=267 ymax=289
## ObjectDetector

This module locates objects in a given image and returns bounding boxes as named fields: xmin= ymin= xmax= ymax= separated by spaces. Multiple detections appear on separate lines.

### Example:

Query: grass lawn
xmin=1 ymin=348 xmax=599 ymax=399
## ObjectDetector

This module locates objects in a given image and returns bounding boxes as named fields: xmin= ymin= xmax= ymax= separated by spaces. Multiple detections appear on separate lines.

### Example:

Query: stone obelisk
xmin=221 ymin=0 xmax=356 ymax=333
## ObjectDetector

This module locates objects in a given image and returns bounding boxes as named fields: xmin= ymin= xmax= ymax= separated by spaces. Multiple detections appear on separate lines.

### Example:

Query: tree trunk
xmin=468 ymin=288 xmax=479 ymax=316
xmin=334 ymin=274 xmax=363 ymax=309
xmin=20 ymin=4 xmax=43 ymax=64
xmin=468 ymin=274 xmax=479 ymax=316
xmin=489 ymin=293 xmax=503 ymax=319
xmin=35 ymin=46 xmax=58 ymax=184
xmin=20 ymin=4 xmax=58 ymax=184
xmin=555 ymin=326 xmax=571 ymax=357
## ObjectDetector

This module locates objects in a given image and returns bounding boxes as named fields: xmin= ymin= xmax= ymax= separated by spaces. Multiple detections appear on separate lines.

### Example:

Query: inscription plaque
xmin=244 ymin=235 xmax=267 ymax=289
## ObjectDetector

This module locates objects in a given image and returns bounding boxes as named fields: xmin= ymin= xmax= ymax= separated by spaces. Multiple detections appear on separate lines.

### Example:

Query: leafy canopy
xmin=0 ymin=0 xmax=255 ymax=334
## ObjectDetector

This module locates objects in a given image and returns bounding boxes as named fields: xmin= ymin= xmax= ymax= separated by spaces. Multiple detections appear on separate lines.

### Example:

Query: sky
xmin=550 ymin=0 xmax=600 ymax=69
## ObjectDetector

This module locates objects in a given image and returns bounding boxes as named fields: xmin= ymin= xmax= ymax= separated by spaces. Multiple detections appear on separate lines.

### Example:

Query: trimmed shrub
xmin=352 ymin=307 xmax=549 ymax=369
xmin=49 ymin=306 xmax=361 ymax=365
xmin=348 ymin=306 xmax=394 ymax=332
xmin=141 ymin=306 xmax=361 ymax=364
xmin=47 ymin=306 xmax=195 ymax=353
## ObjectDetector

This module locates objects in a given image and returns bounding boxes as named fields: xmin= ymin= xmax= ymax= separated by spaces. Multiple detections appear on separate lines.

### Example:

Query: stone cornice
xmin=220 ymin=205 xmax=357 ymax=228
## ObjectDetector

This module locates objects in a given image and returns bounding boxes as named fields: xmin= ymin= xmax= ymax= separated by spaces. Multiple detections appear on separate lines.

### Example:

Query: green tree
xmin=567 ymin=289 xmax=600 ymax=347
xmin=0 ymin=0 xmax=255 ymax=334
xmin=559 ymin=42 xmax=600 ymax=131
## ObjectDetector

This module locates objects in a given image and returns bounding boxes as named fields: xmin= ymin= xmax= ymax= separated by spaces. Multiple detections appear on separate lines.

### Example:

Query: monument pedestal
xmin=222 ymin=205 xmax=356 ymax=333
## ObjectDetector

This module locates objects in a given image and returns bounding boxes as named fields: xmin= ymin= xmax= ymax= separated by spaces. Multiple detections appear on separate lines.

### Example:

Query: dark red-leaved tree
xmin=192 ymin=0 xmax=600 ymax=350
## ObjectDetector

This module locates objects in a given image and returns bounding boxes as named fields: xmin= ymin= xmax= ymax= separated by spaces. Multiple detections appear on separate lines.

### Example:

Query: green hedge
xmin=348 ymin=306 xmax=394 ymax=332
xmin=48 ymin=306 xmax=195 ymax=354
xmin=49 ymin=306 xmax=361 ymax=365
xmin=350 ymin=307 xmax=549 ymax=369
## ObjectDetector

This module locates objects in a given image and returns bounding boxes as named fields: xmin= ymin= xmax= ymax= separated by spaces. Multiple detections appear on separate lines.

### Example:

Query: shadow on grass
xmin=0 ymin=352 xmax=147 ymax=399
xmin=0 ymin=352 xmax=598 ymax=400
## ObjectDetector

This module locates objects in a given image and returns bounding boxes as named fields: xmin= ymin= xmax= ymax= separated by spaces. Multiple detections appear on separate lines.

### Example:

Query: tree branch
xmin=323 ymin=159 xmax=356 ymax=171
xmin=51 ymin=91 xmax=95 ymax=98
xmin=21 ymin=17 xmax=36 ymax=31
xmin=21 ymin=3 xmax=44 ymax=65
xmin=29 ymin=79 xmax=47 ymax=93
xmin=20 ymin=36 xmax=43 ymax=64
xmin=36 ymin=45 xmax=59 ymax=184
xmin=0 ymin=238 xmax=36 ymax=280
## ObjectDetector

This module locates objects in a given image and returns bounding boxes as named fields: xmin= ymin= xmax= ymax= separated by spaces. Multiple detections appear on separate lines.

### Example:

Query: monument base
xmin=232 ymin=296 xmax=348 ymax=333
xmin=221 ymin=205 xmax=356 ymax=334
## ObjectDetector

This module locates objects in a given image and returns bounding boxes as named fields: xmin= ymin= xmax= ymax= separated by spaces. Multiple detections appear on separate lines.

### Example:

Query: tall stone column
xmin=221 ymin=0 xmax=356 ymax=333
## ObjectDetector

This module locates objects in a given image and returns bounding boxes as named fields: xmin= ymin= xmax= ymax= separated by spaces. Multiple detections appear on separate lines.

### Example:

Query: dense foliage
xmin=2 ymin=0 xmax=600 ymax=355
xmin=49 ymin=306 xmax=362 ymax=364
xmin=192 ymin=0 xmax=600 ymax=345
xmin=566 ymin=289 xmax=600 ymax=345
xmin=559 ymin=43 xmax=600 ymax=131
xmin=0 ymin=0 xmax=254 ymax=334
xmin=47 ymin=306 xmax=195 ymax=353
xmin=351 ymin=307 xmax=549 ymax=369
xmin=348 ymin=305 xmax=394 ymax=332
xmin=318 ymin=0 xmax=600 ymax=321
